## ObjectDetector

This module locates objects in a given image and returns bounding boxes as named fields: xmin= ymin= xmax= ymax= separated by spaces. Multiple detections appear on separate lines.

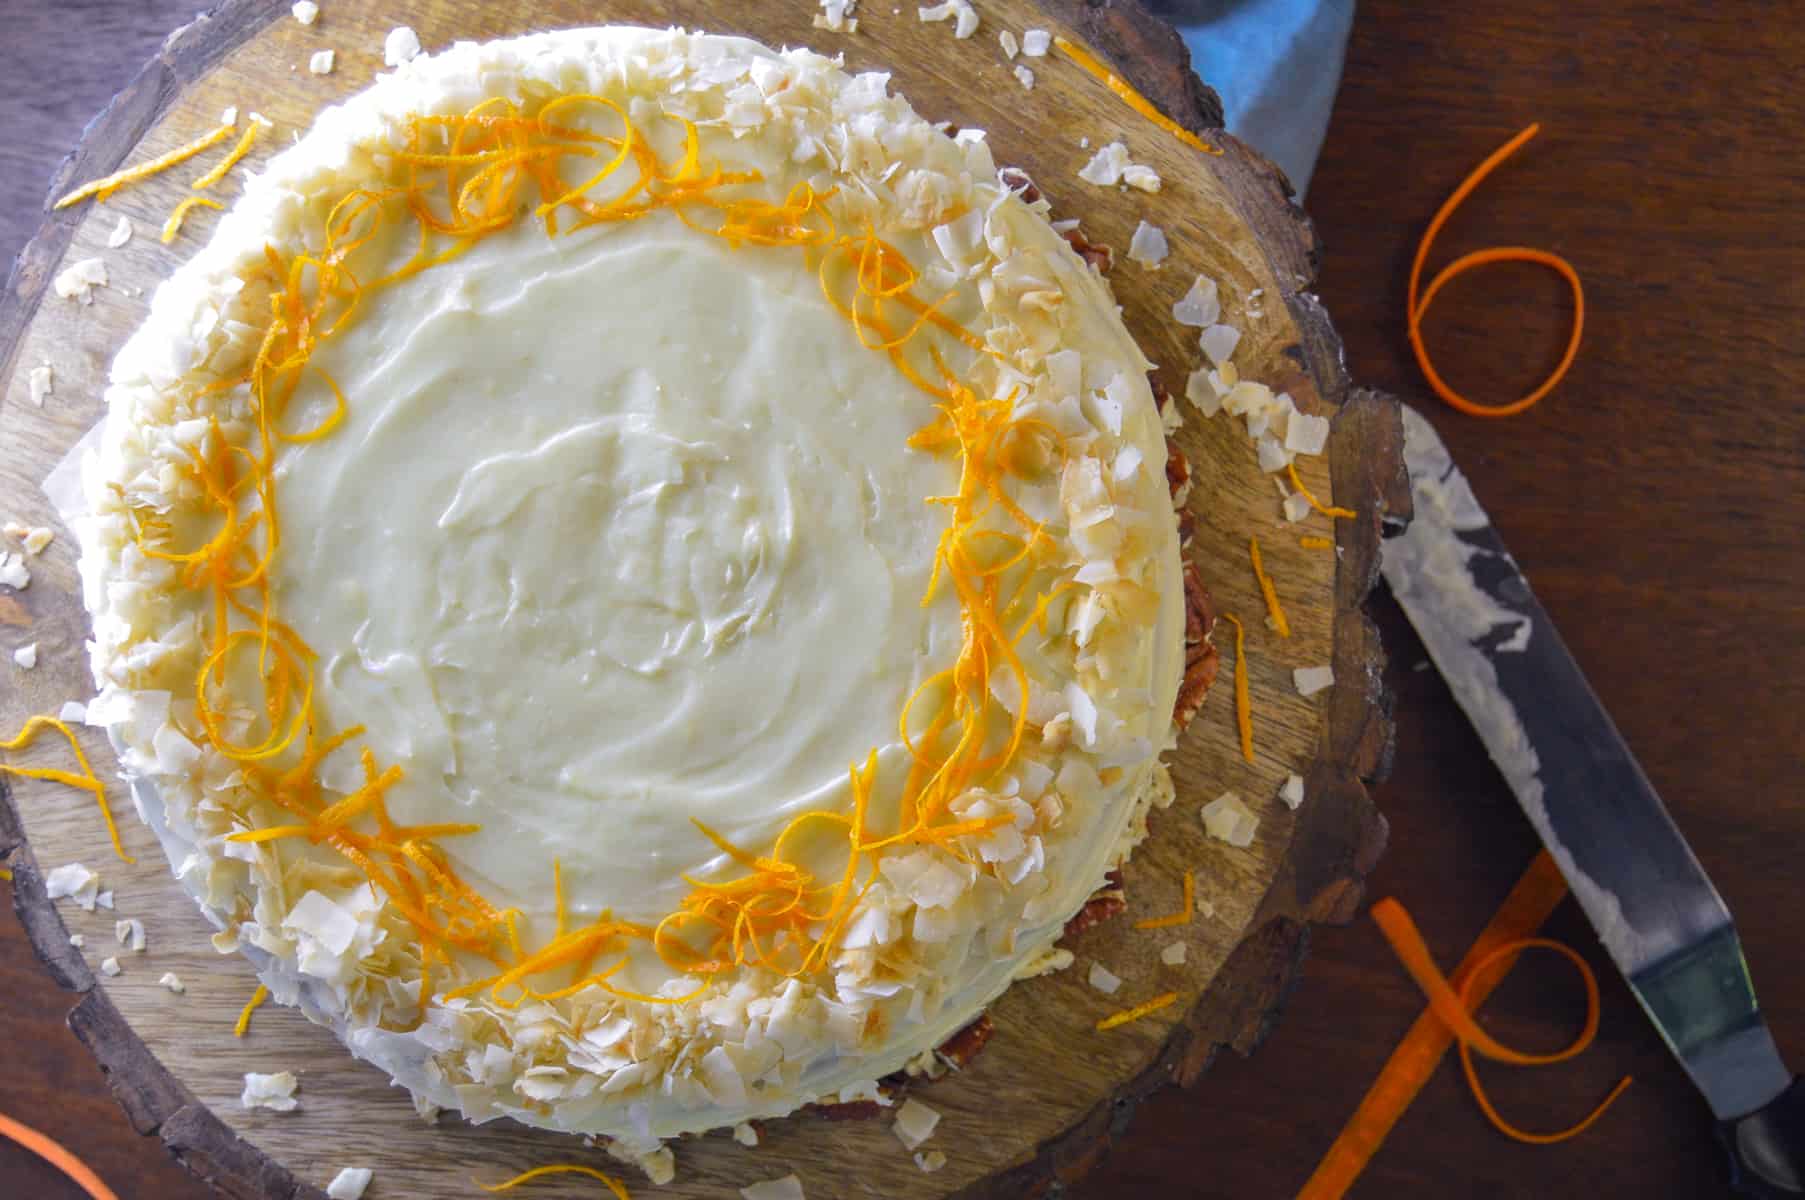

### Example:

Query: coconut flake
xmin=1122 ymin=164 xmax=1162 ymax=193
xmin=915 ymin=1149 xmax=948 ymax=1172
xmin=1286 ymin=411 xmax=1331 ymax=456
xmin=732 ymin=1122 xmax=761 ymax=1147
xmin=1282 ymin=491 xmax=1314 ymax=523
xmin=1280 ymin=773 xmax=1306 ymax=810
xmin=308 ymin=50 xmax=336 ymax=75
xmin=159 ymin=972 xmax=185 ymax=994
xmin=999 ymin=30 xmax=1018 ymax=58
xmin=1201 ymin=792 xmax=1259 ymax=848
xmin=1172 ymin=275 xmax=1221 ymax=327
xmin=1160 ymin=941 xmax=1188 ymax=966
xmin=326 ymin=1169 xmax=373 ymax=1200
xmin=1256 ymin=434 xmax=1291 ymax=474
xmin=893 ymin=1097 xmax=942 ymax=1149
xmin=1087 ymin=961 xmax=1122 ymax=995
xmin=18 ymin=526 xmax=53 ymax=555
xmin=1184 ymin=369 xmax=1222 ymax=417
xmin=291 ymin=1 xmax=319 ymax=24
xmin=27 ymin=364 xmax=53 ymax=406
xmin=53 ymin=258 xmax=108 ymax=304
xmin=241 ymin=1071 xmax=300 ymax=1112
xmin=382 ymin=25 xmax=421 ymax=67
xmin=13 ymin=643 xmax=37 ymax=670
xmin=815 ymin=0 xmax=859 ymax=32
xmin=741 ymin=1177 xmax=805 ymax=1200
xmin=1022 ymin=28 xmax=1052 ymax=55
xmin=115 ymin=917 xmax=146 ymax=952
xmin=1200 ymin=323 xmax=1241 ymax=366
xmin=106 ymin=217 xmax=133 ymax=248
xmin=45 ymin=862 xmax=99 ymax=910
xmin=1013 ymin=65 xmax=1035 ymax=90
xmin=1126 ymin=220 xmax=1168 ymax=268
xmin=1077 ymin=141 xmax=1130 ymax=187
xmin=99 ymin=956 xmax=122 ymax=977
xmin=1294 ymin=665 xmax=1335 ymax=696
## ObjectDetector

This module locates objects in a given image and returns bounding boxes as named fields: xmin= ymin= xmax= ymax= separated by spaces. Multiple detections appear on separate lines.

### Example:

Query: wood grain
xmin=0 ymin=1 xmax=1391 ymax=1198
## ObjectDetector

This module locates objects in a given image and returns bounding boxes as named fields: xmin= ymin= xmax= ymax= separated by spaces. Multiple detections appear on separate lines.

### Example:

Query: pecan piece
xmin=935 ymin=1013 xmax=995 ymax=1070
xmin=997 ymin=165 xmax=1042 ymax=205
xmin=1060 ymin=225 xmax=1114 ymax=274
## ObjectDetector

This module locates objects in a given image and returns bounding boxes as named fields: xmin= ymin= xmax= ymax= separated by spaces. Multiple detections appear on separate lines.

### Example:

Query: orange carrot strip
xmin=1053 ymin=37 xmax=1222 ymax=156
xmin=233 ymin=983 xmax=269 ymax=1037
xmin=1455 ymin=942 xmax=1634 ymax=1143
xmin=1249 ymin=536 xmax=1290 ymax=638
xmin=1299 ymin=535 xmax=1334 ymax=550
xmin=1407 ymin=125 xmax=1585 ymax=418
xmin=0 ymin=1110 xmax=120 ymax=1200
xmin=475 ymin=1163 xmax=630 ymax=1199
xmin=1219 ymin=613 xmax=1254 ymax=763
xmin=52 ymin=122 xmax=235 ymax=208
xmin=1297 ymin=851 xmax=1623 ymax=1200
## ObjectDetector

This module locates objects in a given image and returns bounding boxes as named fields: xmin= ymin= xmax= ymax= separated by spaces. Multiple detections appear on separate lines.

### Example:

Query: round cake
xmin=75 ymin=26 xmax=1186 ymax=1149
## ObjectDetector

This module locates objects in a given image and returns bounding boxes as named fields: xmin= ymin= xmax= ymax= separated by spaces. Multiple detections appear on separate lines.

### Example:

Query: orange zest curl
xmin=1133 ymin=869 xmax=1194 ymax=930
xmin=52 ymin=122 xmax=236 ymax=209
xmin=192 ymin=119 xmax=265 ymax=190
xmin=1285 ymin=460 xmax=1355 ymax=521
xmin=1096 ymin=990 xmax=1180 ymax=1031
xmin=162 ymin=196 xmax=224 ymax=243
xmin=233 ymin=984 xmax=269 ymax=1037
xmin=0 ymin=1111 xmax=121 ymax=1200
xmin=1408 ymin=125 xmax=1585 ymax=419
xmin=1218 ymin=613 xmax=1254 ymax=764
xmin=1053 ymin=37 xmax=1222 ymax=157
xmin=476 ymin=1163 xmax=630 ymax=1199
xmin=1248 ymin=535 xmax=1289 ymax=639
xmin=1 ymin=717 xmax=132 ymax=863
xmin=1299 ymin=535 xmax=1334 ymax=550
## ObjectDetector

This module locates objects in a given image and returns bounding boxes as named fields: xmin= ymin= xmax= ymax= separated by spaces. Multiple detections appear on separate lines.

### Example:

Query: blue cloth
xmin=1173 ymin=0 xmax=1354 ymax=198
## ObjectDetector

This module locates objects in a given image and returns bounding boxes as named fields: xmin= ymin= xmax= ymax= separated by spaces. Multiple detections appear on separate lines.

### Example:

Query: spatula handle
xmin=1722 ymin=1077 xmax=1805 ymax=1197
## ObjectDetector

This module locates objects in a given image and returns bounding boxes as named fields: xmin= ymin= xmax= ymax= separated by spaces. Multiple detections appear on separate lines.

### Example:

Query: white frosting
xmin=75 ymin=26 xmax=1186 ymax=1144
xmin=277 ymin=214 xmax=961 ymax=921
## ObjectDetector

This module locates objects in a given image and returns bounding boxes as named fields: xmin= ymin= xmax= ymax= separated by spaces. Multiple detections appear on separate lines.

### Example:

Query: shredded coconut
xmin=291 ymin=1 xmax=319 ymax=25
xmin=740 ymin=1176 xmax=805 ymax=1200
xmin=308 ymin=50 xmax=336 ymax=76
xmin=1160 ymin=941 xmax=1187 ymax=966
xmin=241 ymin=1071 xmax=300 ymax=1112
xmin=1172 ymin=275 xmax=1221 ymax=327
xmin=814 ymin=0 xmax=859 ymax=33
xmin=915 ymin=1149 xmax=948 ymax=1172
xmin=1126 ymin=220 xmax=1168 ymax=268
xmin=53 ymin=258 xmax=108 ymax=304
xmin=115 ymin=918 xmax=146 ymax=951
xmin=13 ymin=643 xmax=37 ymax=670
xmin=1021 ymin=28 xmax=1051 ymax=55
xmin=99 ymin=956 xmax=122 ymax=977
xmin=1201 ymin=792 xmax=1259 ymax=848
xmin=159 ymin=972 xmax=185 ymax=994
xmin=1294 ymin=665 xmax=1335 ymax=697
xmin=1013 ymin=64 xmax=1035 ymax=90
xmin=1200 ymin=323 xmax=1241 ymax=366
xmin=1087 ymin=961 xmax=1122 ymax=994
xmin=2 ymin=550 xmax=33 ymax=588
xmin=1279 ymin=773 xmax=1305 ymax=810
xmin=732 ymin=1121 xmax=760 ymax=1146
xmin=998 ymin=30 xmax=1018 ymax=58
xmin=326 ymin=1167 xmax=373 ymax=1200
xmin=106 ymin=217 xmax=134 ymax=248
xmin=892 ymin=1097 xmax=942 ymax=1149
xmin=27 ymin=364 xmax=53 ymax=406
xmin=382 ymin=25 xmax=421 ymax=67
xmin=45 ymin=863 xmax=99 ymax=910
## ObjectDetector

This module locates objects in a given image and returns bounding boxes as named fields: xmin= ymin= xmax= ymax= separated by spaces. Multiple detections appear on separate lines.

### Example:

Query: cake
xmin=74 ymin=26 xmax=1188 ymax=1152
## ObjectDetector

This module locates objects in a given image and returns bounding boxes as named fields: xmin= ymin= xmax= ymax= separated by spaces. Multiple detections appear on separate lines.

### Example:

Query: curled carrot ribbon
xmin=1408 ymin=124 xmax=1586 ymax=417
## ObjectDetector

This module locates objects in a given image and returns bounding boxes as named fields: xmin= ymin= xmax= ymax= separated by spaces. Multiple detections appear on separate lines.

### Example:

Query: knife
xmin=1381 ymin=403 xmax=1804 ymax=1196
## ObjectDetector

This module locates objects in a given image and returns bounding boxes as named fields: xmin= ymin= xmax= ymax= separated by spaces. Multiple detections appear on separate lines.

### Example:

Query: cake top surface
xmin=78 ymin=24 xmax=1185 ymax=1141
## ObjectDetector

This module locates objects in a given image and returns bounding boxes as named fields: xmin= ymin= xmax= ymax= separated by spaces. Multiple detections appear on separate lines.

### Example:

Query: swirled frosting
xmin=76 ymin=26 xmax=1187 ymax=1154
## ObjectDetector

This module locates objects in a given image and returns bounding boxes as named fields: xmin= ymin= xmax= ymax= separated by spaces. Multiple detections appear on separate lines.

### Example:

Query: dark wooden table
xmin=4 ymin=2 xmax=1800 ymax=1197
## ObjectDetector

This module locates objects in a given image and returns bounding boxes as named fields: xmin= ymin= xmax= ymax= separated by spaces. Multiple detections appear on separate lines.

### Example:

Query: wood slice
xmin=0 ymin=1 xmax=1403 ymax=1196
